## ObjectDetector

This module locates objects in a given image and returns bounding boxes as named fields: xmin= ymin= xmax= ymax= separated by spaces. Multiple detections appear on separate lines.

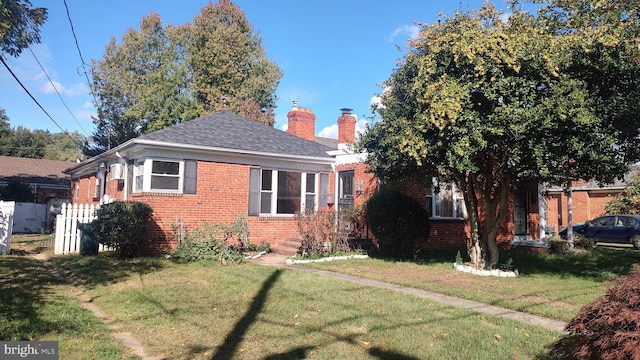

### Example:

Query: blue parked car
xmin=559 ymin=214 xmax=640 ymax=249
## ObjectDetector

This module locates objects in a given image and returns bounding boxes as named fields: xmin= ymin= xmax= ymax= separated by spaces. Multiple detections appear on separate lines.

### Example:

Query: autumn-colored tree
xmin=89 ymin=12 xmax=200 ymax=155
xmin=88 ymin=1 xmax=282 ymax=155
xmin=187 ymin=0 xmax=281 ymax=125
xmin=360 ymin=2 xmax=636 ymax=268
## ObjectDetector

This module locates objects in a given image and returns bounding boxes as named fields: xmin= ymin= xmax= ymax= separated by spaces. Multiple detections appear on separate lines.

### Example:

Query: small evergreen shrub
xmin=549 ymin=264 xmax=640 ymax=360
xmin=365 ymin=187 xmax=430 ymax=258
xmin=92 ymin=201 xmax=153 ymax=258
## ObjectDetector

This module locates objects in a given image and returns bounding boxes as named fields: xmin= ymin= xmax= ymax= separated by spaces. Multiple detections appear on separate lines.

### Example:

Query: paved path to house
xmin=252 ymin=254 xmax=569 ymax=333
xmin=29 ymin=253 xmax=164 ymax=360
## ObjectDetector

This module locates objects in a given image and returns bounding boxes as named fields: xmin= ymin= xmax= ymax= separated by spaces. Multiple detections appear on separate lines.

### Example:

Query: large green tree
xmin=88 ymin=0 xmax=282 ymax=155
xmin=360 ymin=2 xmax=637 ymax=268
xmin=0 ymin=0 xmax=47 ymax=58
xmin=187 ymin=0 xmax=282 ymax=125
xmin=89 ymin=12 xmax=200 ymax=155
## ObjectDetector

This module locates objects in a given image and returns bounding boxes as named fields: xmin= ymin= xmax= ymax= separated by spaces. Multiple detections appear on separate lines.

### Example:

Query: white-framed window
xmin=425 ymin=181 xmax=466 ymax=219
xmin=250 ymin=169 xmax=318 ymax=216
xmin=132 ymin=159 xmax=184 ymax=193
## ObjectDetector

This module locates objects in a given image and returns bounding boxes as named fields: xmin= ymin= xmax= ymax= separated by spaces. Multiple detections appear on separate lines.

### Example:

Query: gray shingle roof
xmin=138 ymin=110 xmax=335 ymax=159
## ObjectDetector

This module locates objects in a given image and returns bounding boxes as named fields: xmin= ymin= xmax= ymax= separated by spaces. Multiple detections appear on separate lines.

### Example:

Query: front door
xmin=514 ymin=190 xmax=528 ymax=238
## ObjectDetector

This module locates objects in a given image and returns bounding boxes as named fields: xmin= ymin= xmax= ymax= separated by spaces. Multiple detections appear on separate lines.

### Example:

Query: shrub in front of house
xmin=549 ymin=264 xmax=640 ymax=359
xmin=92 ymin=201 xmax=153 ymax=258
xmin=172 ymin=222 xmax=246 ymax=264
xmin=365 ymin=187 xmax=430 ymax=258
xmin=295 ymin=210 xmax=351 ymax=258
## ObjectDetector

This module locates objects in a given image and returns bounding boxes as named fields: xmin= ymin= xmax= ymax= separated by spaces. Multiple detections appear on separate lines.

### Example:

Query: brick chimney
xmin=338 ymin=108 xmax=356 ymax=145
xmin=287 ymin=100 xmax=316 ymax=141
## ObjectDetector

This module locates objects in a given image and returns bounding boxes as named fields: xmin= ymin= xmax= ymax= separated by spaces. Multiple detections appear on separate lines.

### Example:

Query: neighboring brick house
xmin=543 ymin=170 xmax=636 ymax=234
xmin=0 ymin=155 xmax=73 ymax=204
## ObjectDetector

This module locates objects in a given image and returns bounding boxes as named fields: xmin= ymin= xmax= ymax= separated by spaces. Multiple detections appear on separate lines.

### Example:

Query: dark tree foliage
xmin=0 ymin=0 xmax=47 ymax=58
xmin=92 ymin=201 xmax=153 ymax=258
xmin=365 ymin=186 xmax=430 ymax=258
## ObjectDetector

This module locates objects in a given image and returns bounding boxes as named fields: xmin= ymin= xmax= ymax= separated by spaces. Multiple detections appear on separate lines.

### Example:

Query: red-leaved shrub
xmin=549 ymin=264 xmax=640 ymax=360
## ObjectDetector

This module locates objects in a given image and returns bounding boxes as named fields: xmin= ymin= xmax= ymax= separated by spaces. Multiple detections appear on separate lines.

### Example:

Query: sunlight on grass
xmin=0 ymin=256 xmax=137 ymax=359
xmin=51 ymin=256 xmax=561 ymax=359
xmin=304 ymin=248 xmax=640 ymax=322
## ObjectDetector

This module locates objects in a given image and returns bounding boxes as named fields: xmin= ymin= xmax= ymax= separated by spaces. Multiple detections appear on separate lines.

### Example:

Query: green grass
xmin=303 ymin=247 xmax=640 ymax=322
xmin=0 ymin=255 xmax=137 ymax=359
xmin=50 ymin=255 xmax=561 ymax=360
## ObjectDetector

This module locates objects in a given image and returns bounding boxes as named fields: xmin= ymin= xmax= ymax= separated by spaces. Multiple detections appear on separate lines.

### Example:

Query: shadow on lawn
xmin=49 ymin=253 xmax=166 ymax=289
xmin=0 ymin=257 xmax=79 ymax=340
xmin=197 ymin=268 xmax=421 ymax=360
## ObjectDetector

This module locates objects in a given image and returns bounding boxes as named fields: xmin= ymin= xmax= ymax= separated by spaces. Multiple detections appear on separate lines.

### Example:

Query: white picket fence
xmin=54 ymin=203 xmax=111 ymax=255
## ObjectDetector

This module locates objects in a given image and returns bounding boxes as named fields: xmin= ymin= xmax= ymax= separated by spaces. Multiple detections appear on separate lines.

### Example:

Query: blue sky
xmin=0 ymin=0 xmax=511 ymax=140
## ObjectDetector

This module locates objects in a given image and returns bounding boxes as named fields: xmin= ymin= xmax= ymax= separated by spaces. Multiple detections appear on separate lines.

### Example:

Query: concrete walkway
xmin=253 ymin=254 xmax=568 ymax=333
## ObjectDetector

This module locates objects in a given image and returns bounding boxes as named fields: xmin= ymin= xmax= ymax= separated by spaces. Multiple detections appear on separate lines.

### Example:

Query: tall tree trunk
xmin=460 ymin=172 xmax=484 ymax=269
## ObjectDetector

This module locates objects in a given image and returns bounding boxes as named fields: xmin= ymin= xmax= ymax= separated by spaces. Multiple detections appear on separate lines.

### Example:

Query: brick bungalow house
xmin=66 ymin=104 xmax=548 ymax=254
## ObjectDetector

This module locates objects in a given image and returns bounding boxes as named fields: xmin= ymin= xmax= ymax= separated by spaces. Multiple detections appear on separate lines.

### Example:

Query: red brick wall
xmin=545 ymin=189 xmax=619 ymax=232
xmin=73 ymin=161 xmax=334 ymax=254
xmin=71 ymin=175 xmax=100 ymax=204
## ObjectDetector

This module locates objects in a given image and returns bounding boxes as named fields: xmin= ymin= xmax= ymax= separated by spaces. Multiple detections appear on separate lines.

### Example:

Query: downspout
xmin=538 ymin=184 xmax=547 ymax=239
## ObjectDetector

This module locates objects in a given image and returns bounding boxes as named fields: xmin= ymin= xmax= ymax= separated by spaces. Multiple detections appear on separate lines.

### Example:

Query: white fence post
xmin=0 ymin=201 xmax=15 ymax=255
xmin=54 ymin=202 xmax=102 ymax=255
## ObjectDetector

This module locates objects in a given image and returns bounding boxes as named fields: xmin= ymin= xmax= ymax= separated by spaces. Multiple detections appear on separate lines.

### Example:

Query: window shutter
xmin=248 ymin=168 xmax=260 ymax=216
xmin=320 ymin=173 xmax=329 ymax=208
xmin=184 ymin=160 xmax=197 ymax=194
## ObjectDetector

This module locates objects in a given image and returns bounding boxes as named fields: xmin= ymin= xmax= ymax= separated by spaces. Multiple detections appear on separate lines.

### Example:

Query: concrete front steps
xmin=273 ymin=237 xmax=301 ymax=256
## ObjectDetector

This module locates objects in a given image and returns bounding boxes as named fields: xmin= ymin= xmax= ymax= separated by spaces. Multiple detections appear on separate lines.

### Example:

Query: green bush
xmin=365 ymin=187 xmax=430 ymax=258
xmin=92 ymin=201 xmax=153 ymax=258
xmin=172 ymin=223 xmax=244 ymax=264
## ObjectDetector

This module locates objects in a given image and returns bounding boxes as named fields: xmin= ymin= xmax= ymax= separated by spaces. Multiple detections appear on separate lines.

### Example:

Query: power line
xmin=63 ymin=0 xmax=99 ymax=107
xmin=28 ymin=46 xmax=90 ymax=137
xmin=1 ymin=56 xmax=66 ymax=133
xmin=0 ymin=56 xmax=84 ymax=147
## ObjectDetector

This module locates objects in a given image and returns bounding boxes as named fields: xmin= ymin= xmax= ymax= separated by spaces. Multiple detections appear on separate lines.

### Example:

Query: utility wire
xmin=28 ymin=46 xmax=90 ymax=137
xmin=63 ymin=0 xmax=98 ymax=107
xmin=0 ymin=56 xmax=84 ymax=147
xmin=2 ymin=56 xmax=66 ymax=133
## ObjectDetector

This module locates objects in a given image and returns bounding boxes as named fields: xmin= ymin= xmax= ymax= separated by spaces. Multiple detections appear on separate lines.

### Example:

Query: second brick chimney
xmin=337 ymin=108 xmax=356 ymax=145
xmin=287 ymin=100 xmax=316 ymax=142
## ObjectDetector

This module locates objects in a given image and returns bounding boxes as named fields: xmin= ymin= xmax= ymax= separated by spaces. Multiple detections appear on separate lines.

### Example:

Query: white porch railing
xmin=54 ymin=203 xmax=111 ymax=255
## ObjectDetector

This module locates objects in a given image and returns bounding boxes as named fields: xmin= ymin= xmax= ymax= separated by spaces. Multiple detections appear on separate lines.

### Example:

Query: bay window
xmin=132 ymin=159 xmax=191 ymax=193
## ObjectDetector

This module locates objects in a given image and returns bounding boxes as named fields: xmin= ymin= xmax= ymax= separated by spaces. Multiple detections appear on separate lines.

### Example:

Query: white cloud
xmin=73 ymin=109 xmax=95 ymax=122
xmin=316 ymin=117 xmax=370 ymax=140
xmin=500 ymin=12 xmax=511 ymax=23
xmin=318 ymin=124 xmax=338 ymax=139
xmin=40 ymin=81 xmax=88 ymax=97
xmin=281 ymin=122 xmax=288 ymax=131
xmin=389 ymin=24 xmax=421 ymax=41
xmin=82 ymin=101 xmax=94 ymax=109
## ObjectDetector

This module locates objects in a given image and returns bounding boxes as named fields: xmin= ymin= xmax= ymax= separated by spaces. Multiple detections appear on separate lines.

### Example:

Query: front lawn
xmin=303 ymin=247 xmax=640 ymax=322
xmin=0 ymin=255 xmax=137 ymax=359
xmin=51 ymin=254 xmax=560 ymax=360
